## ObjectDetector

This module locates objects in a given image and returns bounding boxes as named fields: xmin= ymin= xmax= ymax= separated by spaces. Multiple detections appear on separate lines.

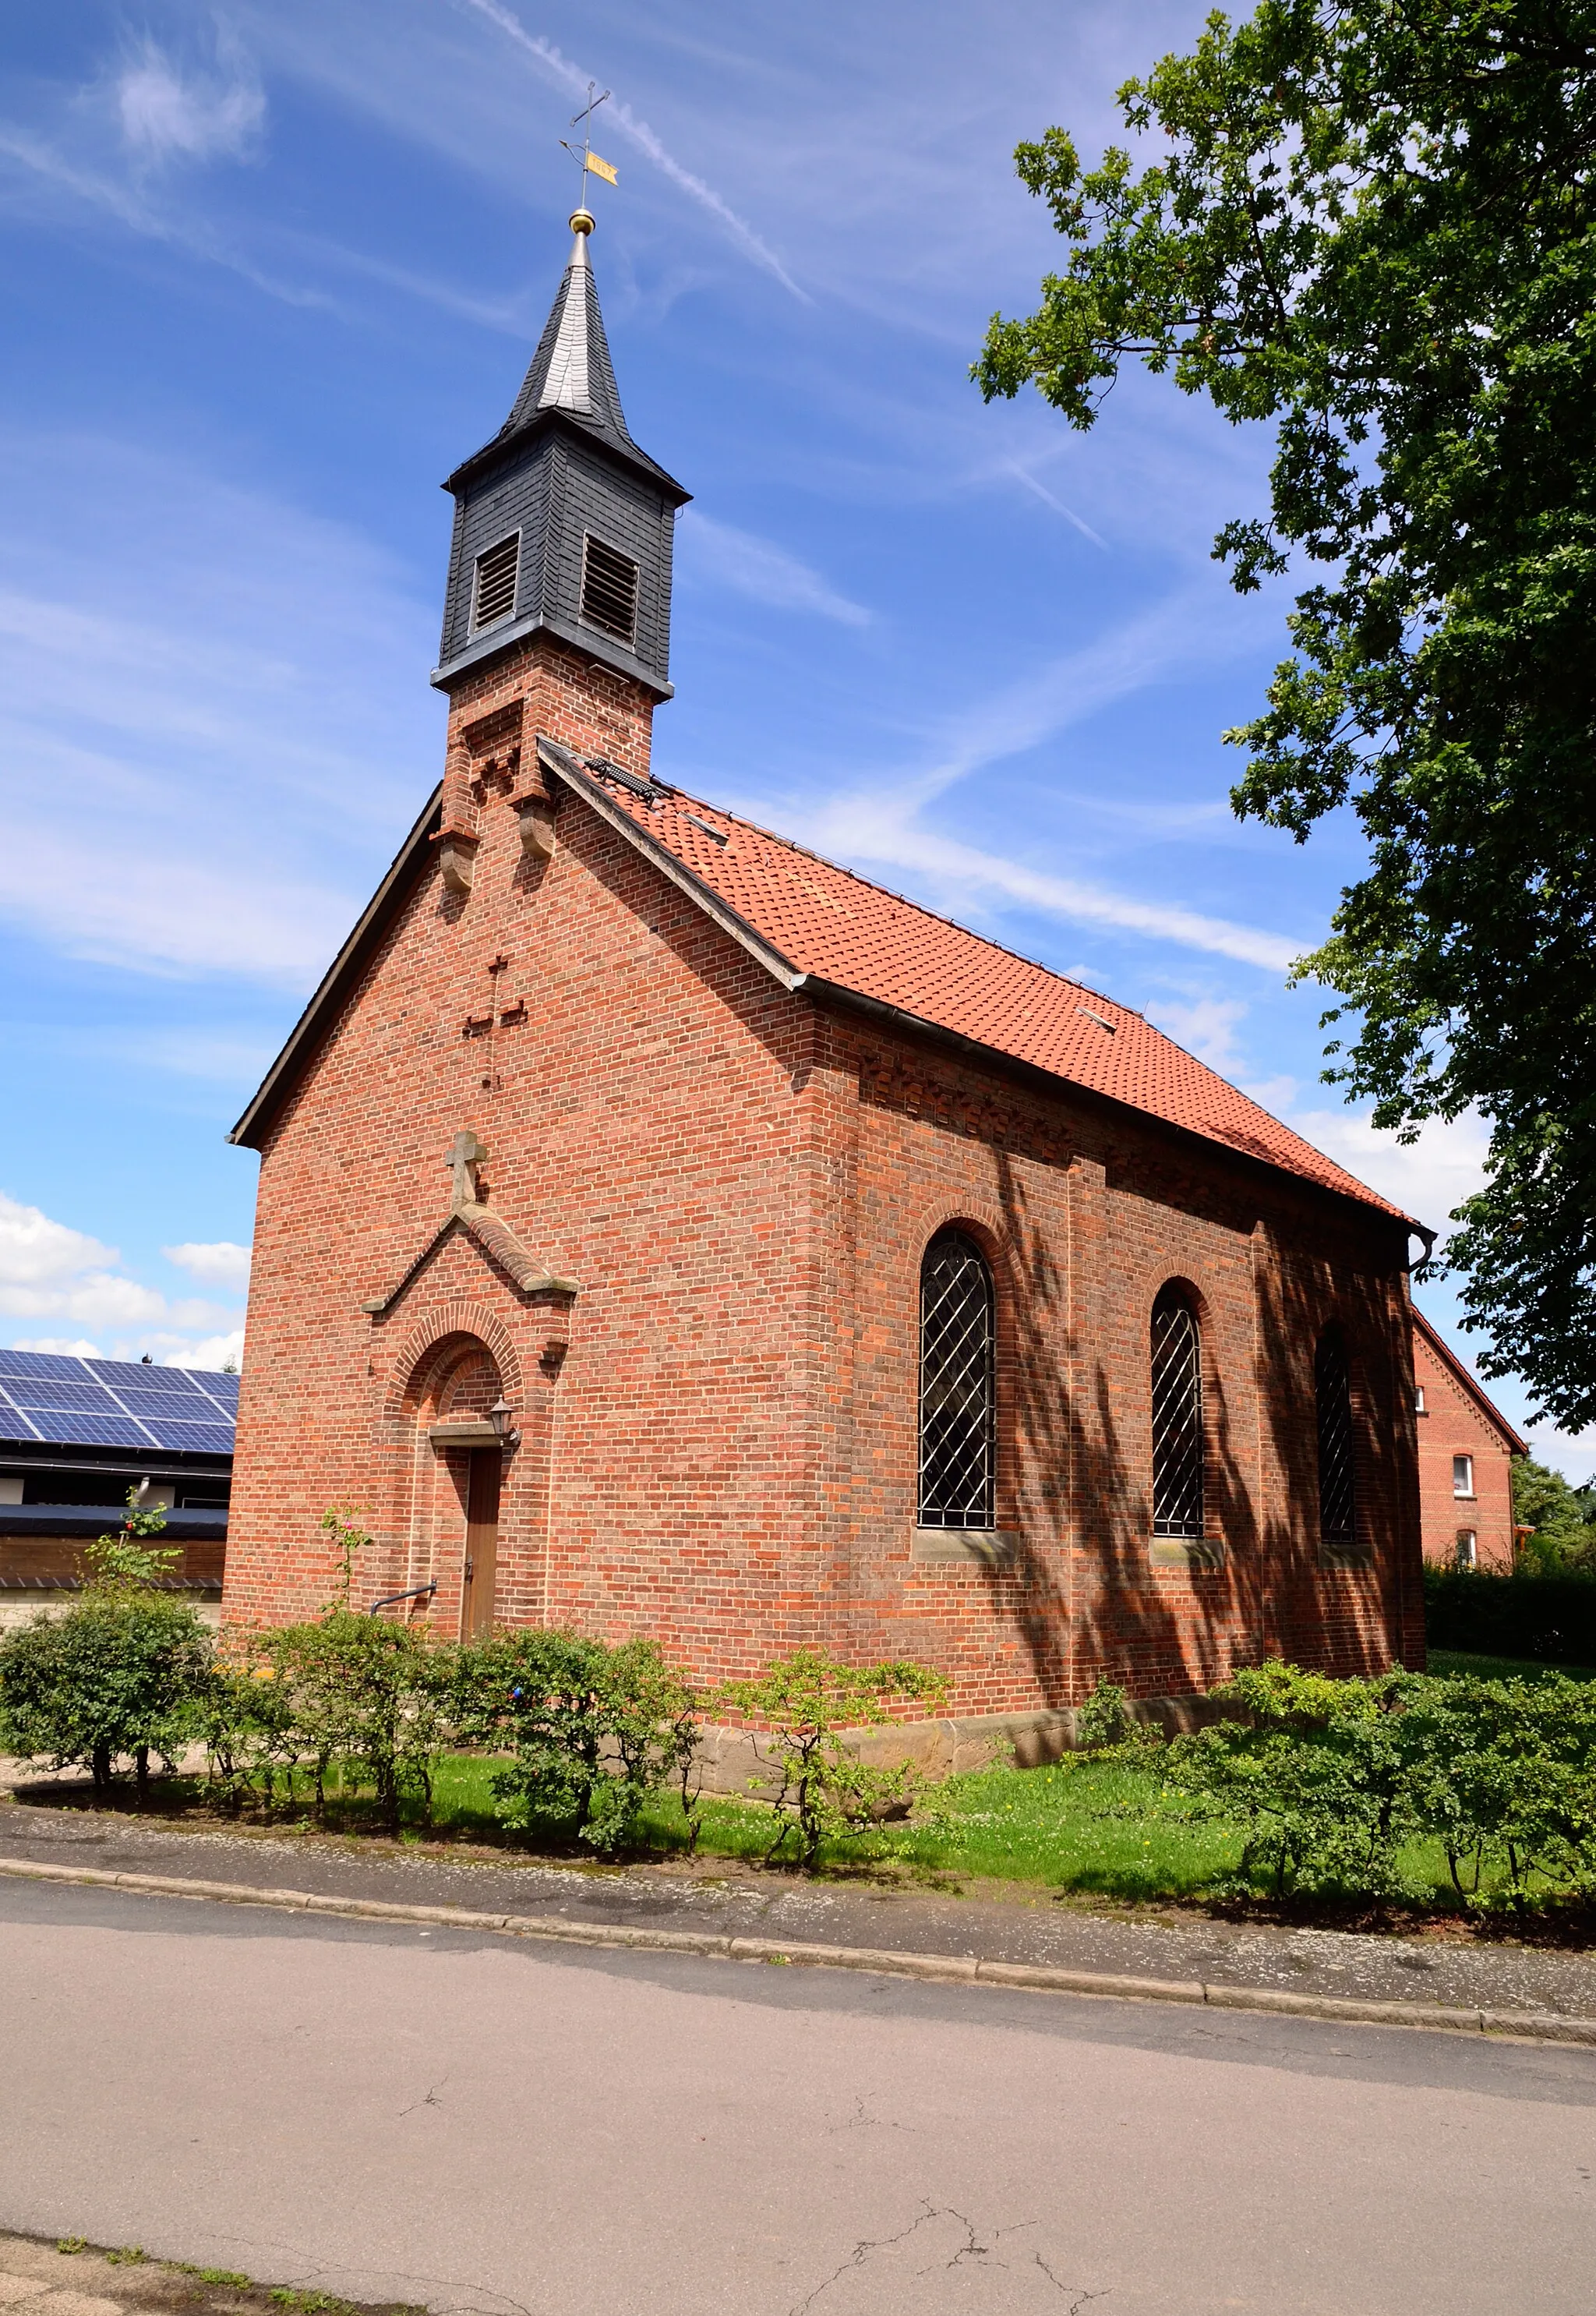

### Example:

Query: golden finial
xmin=570 ymin=207 xmax=595 ymax=235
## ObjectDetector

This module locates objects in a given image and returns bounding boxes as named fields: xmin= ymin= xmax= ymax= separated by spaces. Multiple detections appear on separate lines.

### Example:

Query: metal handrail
xmin=368 ymin=1579 xmax=439 ymax=1618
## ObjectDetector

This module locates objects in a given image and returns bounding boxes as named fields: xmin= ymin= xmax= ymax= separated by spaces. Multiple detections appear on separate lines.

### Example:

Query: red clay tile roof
xmin=555 ymin=750 xmax=1411 ymax=1223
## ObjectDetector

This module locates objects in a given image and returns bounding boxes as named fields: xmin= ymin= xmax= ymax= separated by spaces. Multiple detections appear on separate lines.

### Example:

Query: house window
xmin=1151 ymin=1284 xmax=1204 ymax=1539
xmin=1414 ymin=1386 xmax=1426 ymax=1413
xmin=1453 ymin=1454 xmax=1475 ymax=1498
xmin=1456 ymin=1529 xmax=1478 ymax=1568
xmin=1315 ymin=1325 xmax=1356 ymax=1550
xmin=472 ymin=535 xmax=521 ymax=631
xmin=917 ymin=1228 xmax=995 ymax=1529
xmin=580 ymin=533 xmax=639 ymax=645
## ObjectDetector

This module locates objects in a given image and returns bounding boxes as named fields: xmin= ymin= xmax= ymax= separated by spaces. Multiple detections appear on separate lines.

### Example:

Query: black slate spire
xmin=500 ymin=218 xmax=635 ymax=454
xmin=433 ymin=210 xmax=689 ymax=698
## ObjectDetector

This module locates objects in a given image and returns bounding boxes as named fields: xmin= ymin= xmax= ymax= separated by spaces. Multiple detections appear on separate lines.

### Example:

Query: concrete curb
xmin=4 ymin=1851 xmax=1595 ymax=2049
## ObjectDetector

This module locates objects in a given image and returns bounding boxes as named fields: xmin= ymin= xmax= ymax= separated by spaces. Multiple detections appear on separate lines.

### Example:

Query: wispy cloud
xmin=807 ymin=801 xmax=1300 ymax=970
xmin=454 ymin=0 xmax=807 ymax=299
xmin=678 ymin=511 xmax=870 ymax=627
xmin=0 ymin=429 xmax=438 ymax=988
xmin=1005 ymin=461 xmax=1108 ymax=548
xmin=1146 ymin=995 xmax=1249 ymax=1070
xmin=118 ymin=36 xmax=266 ymax=167
xmin=0 ymin=123 xmax=330 ymax=310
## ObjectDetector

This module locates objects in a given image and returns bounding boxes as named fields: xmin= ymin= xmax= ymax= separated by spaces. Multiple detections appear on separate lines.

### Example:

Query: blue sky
xmin=0 ymin=2 xmax=1571 ymax=1469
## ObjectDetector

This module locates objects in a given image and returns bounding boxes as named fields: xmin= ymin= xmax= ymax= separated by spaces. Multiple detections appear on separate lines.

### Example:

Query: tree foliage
xmin=976 ymin=1 xmax=1596 ymax=1423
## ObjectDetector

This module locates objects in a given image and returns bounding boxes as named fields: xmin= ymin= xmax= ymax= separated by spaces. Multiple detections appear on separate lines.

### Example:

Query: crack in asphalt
xmin=789 ymin=2203 xmax=1103 ymax=2312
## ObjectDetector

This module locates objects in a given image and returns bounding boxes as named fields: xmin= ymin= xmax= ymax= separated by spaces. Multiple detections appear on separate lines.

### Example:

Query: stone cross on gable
xmin=446 ymin=1130 xmax=488 ymax=1212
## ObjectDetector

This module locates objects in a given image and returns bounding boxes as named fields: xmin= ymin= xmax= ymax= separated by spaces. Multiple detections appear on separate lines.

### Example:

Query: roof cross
xmin=446 ymin=1129 xmax=488 ymax=1213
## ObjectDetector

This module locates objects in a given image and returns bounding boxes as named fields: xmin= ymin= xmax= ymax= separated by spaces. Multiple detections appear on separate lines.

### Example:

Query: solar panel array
xmin=0 ymin=1349 xmax=237 ymax=1455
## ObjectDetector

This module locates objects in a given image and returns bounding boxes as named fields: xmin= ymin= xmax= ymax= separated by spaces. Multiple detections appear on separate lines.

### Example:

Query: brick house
xmin=223 ymin=213 xmax=1426 ymax=1756
xmin=1411 ymin=1307 xmax=1526 ymax=1570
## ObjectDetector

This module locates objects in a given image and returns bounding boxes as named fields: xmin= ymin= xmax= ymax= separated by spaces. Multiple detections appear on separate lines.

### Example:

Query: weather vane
xmin=560 ymin=81 xmax=617 ymax=220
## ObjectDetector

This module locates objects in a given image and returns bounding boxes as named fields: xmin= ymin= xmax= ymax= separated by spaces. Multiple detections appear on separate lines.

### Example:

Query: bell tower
xmin=434 ymin=208 xmax=689 ymax=701
xmin=428 ymin=209 xmax=690 ymax=884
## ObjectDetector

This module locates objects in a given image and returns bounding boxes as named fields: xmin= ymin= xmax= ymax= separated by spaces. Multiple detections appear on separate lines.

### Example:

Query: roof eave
xmin=443 ymin=405 xmax=691 ymax=504
xmin=228 ymin=785 xmax=444 ymax=1152
xmin=1411 ymin=1307 xmax=1530 ymax=1454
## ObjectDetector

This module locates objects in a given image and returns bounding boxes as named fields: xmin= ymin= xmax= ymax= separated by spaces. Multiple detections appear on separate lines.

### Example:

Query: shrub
xmin=253 ymin=1609 xmax=455 ymax=1829
xmin=719 ymin=1649 xmax=949 ymax=1869
xmin=0 ymin=1491 xmax=213 ymax=1800
xmin=1165 ymin=1658 xmax=1596 ymax=1906
xmin=460 ymin=1628 xmax=699 ymax=1855
xmin=1075 ymin=1677 xmax=1162 ymax=1754
xmin=0 ymin=1596 xmax=213 ymax=1800
xmin=1424 ymin=1564 xmax=1596 ymax=1668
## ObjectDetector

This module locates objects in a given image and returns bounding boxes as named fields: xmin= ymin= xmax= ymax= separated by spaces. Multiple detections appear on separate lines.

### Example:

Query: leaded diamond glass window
xmin=1151 ymin=1285 xmax=1204 ymax=1538
xmin=917 ymin=1229 xmax=995 ymax=1529
xmin=1316 ymin=1325 xmax=1357 ymax=1548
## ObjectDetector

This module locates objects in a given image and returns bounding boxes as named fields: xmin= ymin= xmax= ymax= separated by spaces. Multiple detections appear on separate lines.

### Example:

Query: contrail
xmin=455 ymin=0 xmax=808 ymax=302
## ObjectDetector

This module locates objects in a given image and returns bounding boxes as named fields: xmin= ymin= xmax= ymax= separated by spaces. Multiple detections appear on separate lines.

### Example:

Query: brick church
xmin=224 ymin=208 xmax=1425 ymax=1751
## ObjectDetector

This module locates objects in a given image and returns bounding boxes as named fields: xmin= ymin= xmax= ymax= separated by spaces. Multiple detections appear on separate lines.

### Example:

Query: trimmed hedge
xmin=1424 ymin=1563 xmax=1596 ymax=1668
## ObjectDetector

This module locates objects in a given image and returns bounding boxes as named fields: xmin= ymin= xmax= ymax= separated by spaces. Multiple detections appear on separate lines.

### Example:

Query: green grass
xmin=1427 ymin=1647 xmax=1596 ymax=1683
xmin=423 ymin=1748 xmax=1241 ymax=1893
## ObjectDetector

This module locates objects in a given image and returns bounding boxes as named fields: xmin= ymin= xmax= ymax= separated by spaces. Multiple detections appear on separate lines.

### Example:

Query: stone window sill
xmin=911 ymin=1528 xmax=1018 ymax=1568
xmin=1320 ymin=1545 xmax=1375 ymax=1571
xmin=1149 ymin=1535 xmax=1225 ymax=1571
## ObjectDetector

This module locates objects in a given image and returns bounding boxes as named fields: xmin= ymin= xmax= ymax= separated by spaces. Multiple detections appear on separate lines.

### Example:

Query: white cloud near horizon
xmin=164 ymin=1241 xmax=252 ymax=1291
xmin=0 ymin=1190 xmax=244 ymax=1359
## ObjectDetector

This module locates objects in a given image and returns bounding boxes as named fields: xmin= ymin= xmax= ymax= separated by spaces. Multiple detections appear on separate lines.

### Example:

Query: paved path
xmin=3 ymin=1879 xmax=1594 ymax=2316
xmin=7 ymin=1798 xmax=1596 ymax=2021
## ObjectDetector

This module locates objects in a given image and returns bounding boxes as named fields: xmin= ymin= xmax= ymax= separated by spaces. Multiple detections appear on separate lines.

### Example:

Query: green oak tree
xmin=976 ymin=1 xmax=1596 ymax=1423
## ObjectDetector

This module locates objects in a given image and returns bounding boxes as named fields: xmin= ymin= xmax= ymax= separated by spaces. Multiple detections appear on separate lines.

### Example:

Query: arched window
xmin=1151 ymin=1284 xmax=1204 ymax=1538
xmin=917 ymin=1228 xmax=996 ymax=1529
xmin=1315 ymin=1324 xmax=1357 ymax=1550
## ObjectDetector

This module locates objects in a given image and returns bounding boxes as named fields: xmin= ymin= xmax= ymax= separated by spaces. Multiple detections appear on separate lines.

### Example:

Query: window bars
xmin=1150 ymin=1285 xmax=1204 ymax=1538
xmin=917 ymin=1229 xmax=995 ymax=1529
xmin=1315 ymin=1325 xmax=1357 ymax=1549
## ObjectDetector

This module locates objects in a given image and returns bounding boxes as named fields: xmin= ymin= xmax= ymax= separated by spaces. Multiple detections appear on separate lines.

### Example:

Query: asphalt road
xmin=1 ymin=1882 xmax=1592 ymax=2316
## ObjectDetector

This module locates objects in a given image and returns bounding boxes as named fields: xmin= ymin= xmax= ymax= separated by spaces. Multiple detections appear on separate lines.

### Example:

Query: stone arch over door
xmin=396 ymin=1324 xmax=511 ymax=1637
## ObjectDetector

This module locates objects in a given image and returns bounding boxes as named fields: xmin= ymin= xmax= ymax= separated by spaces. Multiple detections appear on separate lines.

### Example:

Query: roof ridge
xmin=650 ymin=782 xmax=1146 ymax=1023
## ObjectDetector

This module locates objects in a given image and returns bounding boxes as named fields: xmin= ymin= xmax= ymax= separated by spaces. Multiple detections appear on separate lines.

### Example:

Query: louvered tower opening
xmin=472 ymin=535 xmax=521 ymax=631
xmin=1315 ymin=1325 xmax=1357 ymax=1548
xmin=1151 ymin=1285 xmax=1204 ymax=1537
xmin=581 ymin=533 xmax=639 ymax=645
xmin=917 ymin=1229 xmax=996 ymax=1529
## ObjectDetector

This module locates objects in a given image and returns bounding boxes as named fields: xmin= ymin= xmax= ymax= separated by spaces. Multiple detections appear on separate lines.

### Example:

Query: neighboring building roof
xmin=1411 ymin=1307 xmax=1529 ymax=1455
xmin=541 ymin=744 xmax=1413 ymax=1224
xmin=0 ymin=1505 xmax=228 ymax=1540
xmin=0 ymin=1349 xmax=237 ymax=1458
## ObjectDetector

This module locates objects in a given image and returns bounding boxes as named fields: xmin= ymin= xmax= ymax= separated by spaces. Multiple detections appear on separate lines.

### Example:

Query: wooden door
xmin=460 ymin=1448 xmax=501 ymax=1639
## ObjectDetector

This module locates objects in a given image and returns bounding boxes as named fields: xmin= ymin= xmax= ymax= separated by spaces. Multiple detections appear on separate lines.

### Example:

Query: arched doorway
xmin=412 ymin=1336 xmax=507 ymax=1639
